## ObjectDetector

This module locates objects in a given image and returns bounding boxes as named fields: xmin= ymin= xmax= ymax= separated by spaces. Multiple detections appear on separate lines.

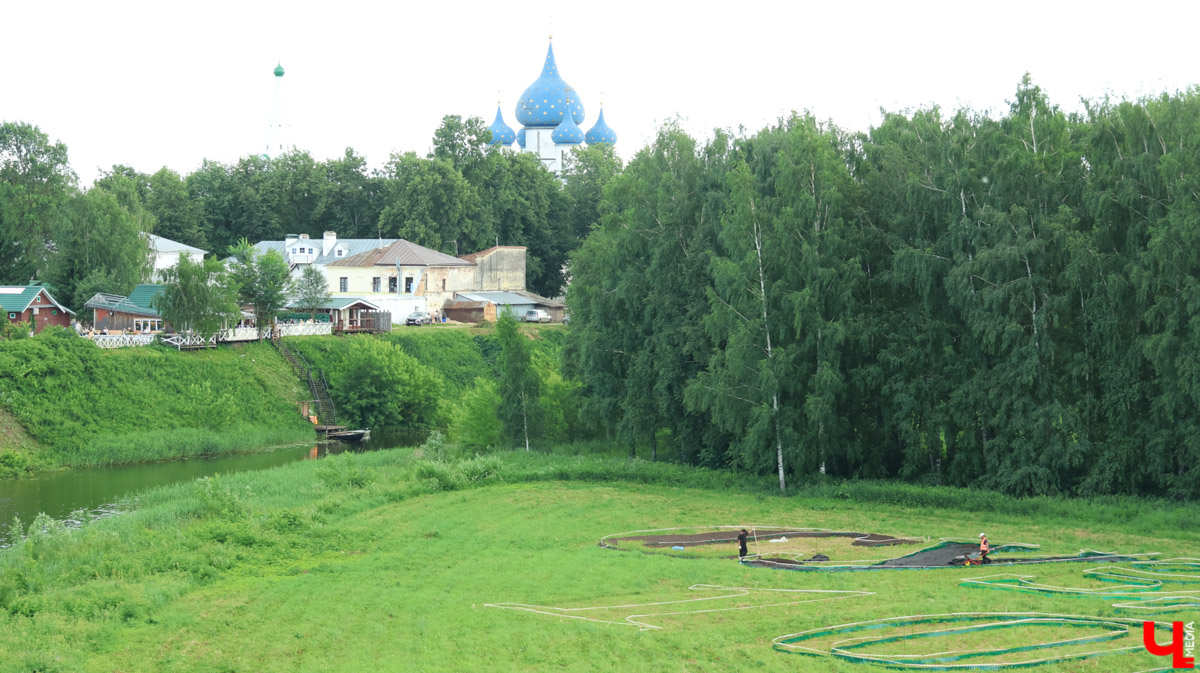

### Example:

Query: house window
xmin=405 ymin=277 xmax=414 ymax=293
xmin=34 ymin=296 xmax=41 ymax=303
xmin=336 ymin=249 xmax=344 ymax=257
xmin=441 ymin=279 xmax=446 ymax=291
xmin=6 ymin=312 xmax=14 ymax=319
xmin=339 ymin=277 xmax=348 ymax=292
xmin=388 ymin=277 xmax=397 ymax=293
xmin=51 ymin=309 xmax=57 ymax=315
xmin=372 ymin=277 xmax=381 ymax=293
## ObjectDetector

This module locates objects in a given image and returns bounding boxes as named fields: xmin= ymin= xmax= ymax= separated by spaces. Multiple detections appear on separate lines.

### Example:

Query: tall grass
xmin=51 ymin=424 xmax=316 ymax=467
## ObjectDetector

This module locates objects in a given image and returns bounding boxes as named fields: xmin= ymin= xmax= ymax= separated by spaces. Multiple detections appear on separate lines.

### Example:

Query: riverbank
xmin=0 ymin=330 xmax=314 ymax=471
xmin=0 ymin=325 xmax=574 ymax=475
xmin=1 ymin=449 xmax=1196 ymax=672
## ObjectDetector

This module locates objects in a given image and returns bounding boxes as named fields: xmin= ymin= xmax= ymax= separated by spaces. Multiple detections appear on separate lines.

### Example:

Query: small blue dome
xmin=517 ymin=127 xmax=527 ymax=149
xmin=516 ymin=42 xmax=584 ymax=128
xmin=585 ymin=108 xmax=617 ymax=145
xmin=488 ymin=106 xmax=516 ymax=146
xmin=551 ymin=112 xmax=584 ymax=145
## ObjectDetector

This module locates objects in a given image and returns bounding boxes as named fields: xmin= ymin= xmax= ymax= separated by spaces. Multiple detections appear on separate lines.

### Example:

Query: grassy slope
xmin=0 ymin=450 xmax=1192 ymax=672
xmin=0 ymin=407 xmax=35 ymax=452
xmin=0 ymin=332 xmax=314 ymax=467
xmin=0 ymin=325 xmax=565 ymax=470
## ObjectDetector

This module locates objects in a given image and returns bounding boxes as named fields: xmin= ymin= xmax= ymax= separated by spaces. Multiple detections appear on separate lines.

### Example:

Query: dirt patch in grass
xmin=0 ymin=406 xmax=36 ymax=451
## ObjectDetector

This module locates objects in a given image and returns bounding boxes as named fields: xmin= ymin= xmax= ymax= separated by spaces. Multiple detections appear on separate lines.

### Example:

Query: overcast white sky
xmin=4 ymin=0 xmax=1198 ymax=186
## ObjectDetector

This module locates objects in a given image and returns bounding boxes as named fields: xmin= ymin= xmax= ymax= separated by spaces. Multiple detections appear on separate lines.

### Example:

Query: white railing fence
xmin=91 ymin=334 xmax=156 ymax=349
xmin=86 ymin=322 xmax=333 ymax=348
xmin=277 ymin=323 xmax=332 ymax=337
xmin=160 ymin=334 xmax=217 ymax=350
xmin=218 ymin=327 xmax=260 ymax=342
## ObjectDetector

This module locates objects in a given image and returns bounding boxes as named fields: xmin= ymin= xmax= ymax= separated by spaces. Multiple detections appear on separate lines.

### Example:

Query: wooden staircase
xmin=272 ymin=335 xmax=337 ymax=426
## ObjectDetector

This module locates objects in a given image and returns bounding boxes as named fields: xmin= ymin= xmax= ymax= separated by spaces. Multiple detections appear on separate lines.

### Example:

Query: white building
xmin=487 ymin=40 xmax=617 ymax=175
xmin=249 ymin=232 xmax=529 ymax=319
xmin=148 ymin=234 xmax=207 ymax=280
xmin=251 ymin=231 xmax=392 ymax=280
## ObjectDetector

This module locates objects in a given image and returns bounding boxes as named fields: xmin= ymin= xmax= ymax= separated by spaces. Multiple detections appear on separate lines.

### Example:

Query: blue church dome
xmin=488 ymin=105 xmax=516 ymax=146
xmin=551 ymin=111 xmax=584 ymax=145
xmin=517 ymin=127 xmax=526 ymax=149
xmin=516 ymin=42 xmax=584 ymax=128
xmin=585 ymin=108 xmax=617 ymax=145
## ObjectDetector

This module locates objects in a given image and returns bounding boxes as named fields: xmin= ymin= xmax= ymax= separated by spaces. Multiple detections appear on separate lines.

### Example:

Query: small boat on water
xmin=326 ymin=429 xmax=371 ymax=442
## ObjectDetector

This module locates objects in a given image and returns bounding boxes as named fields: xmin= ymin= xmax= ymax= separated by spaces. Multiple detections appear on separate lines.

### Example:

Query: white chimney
xmin=323 ymin=231 xmax=336 ymax=257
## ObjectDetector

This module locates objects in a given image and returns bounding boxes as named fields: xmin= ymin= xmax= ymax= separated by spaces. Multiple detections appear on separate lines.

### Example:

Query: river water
xmin=0 ymin=431 xmax=409 ymax=546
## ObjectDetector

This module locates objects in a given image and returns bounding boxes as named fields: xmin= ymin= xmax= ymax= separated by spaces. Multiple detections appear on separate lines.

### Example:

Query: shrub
xmin=327 ymin=338 xmax=443 ymax=433
xmin=411 ymin=461 xmax=462 ymax=491
xmin=449 ymin=378 xmax=503 ymax=453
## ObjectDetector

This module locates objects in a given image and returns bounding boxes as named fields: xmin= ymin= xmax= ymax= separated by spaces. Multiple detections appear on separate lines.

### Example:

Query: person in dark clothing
xmin=737 ymin=529 xmax=749 ymax=558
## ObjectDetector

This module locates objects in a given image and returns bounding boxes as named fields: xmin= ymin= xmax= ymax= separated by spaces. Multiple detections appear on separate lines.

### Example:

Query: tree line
xmin=0 ymin=116 xmax=619 ymax=306
xmin=567 ymin=77 xmax=1200 ymax=498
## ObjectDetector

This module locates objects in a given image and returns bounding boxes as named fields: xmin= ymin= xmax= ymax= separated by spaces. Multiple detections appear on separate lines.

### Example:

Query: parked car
xmin=523 ymin=309 xmax=551 ymax=323
xmin=406 ymin=311 xmax=432 ymax=326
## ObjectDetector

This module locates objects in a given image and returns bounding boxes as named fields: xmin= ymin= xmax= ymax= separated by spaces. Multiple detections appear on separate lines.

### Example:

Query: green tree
xmin=48 ymin=184 xmax=153 ymax=311
xmin=293 ymin=265 xmax=330 ymax=321
xmin=187 ymin=159 xmax=238 ymax=253
xmin=269 ymin=150 xmax=326 ymax=237
xmin=561 ymin=144 xmax=623 ymax=240
xmin=495 ymin=313 xmax=541 ymax=450
xmin=93 ymin=164 xmax=150 ymax=199
xmin=319 ymin=148 xmax=383 ymax=238
xmin=152 ymin=255 xmax=239 ymax=337
xmin=430 ymin=115 xmax=492 ymax=175
xmin=227 ymin=241 xmax=293 ymax=333
xmin=377 ymin=152 xmax=487 ymax=253
xmin=0 ymin=122 xmax=74 ymax=283
xmin=567 ymin=124 xmax=727 ymax=466
xmin=329 ymin=337 xmax=442 ymax=433
xmin=146 ymin=167 xmax=207 ymax=249
xmin=449 ymin=377 xmax=503 ymax=453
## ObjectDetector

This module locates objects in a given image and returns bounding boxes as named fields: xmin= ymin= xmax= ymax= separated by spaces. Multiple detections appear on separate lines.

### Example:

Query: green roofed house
xmin=0 ymin=285 xmax=75 ymax=333
xmin=85 ymin=284 xmax=166 ymax=332
xmin=286 ymin=297 xmax=384 ymax=332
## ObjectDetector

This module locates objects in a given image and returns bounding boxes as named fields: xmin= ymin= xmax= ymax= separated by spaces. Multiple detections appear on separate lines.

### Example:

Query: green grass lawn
xmin=1 ymin=450 xmax=1195 ymax=672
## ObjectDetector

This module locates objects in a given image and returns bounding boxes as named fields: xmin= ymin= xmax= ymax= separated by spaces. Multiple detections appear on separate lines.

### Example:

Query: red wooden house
xmin=0 ymin=285 xmax=75 ymax=333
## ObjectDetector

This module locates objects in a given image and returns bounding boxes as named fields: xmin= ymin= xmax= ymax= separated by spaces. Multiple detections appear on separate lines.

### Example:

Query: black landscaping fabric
xmin=605 ymin=530 xmax=919 ymax=549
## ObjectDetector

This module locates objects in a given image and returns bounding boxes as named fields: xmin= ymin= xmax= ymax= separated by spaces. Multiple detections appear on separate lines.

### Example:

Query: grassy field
xmin=0 ymin=449 xmax=1195 ymax=672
